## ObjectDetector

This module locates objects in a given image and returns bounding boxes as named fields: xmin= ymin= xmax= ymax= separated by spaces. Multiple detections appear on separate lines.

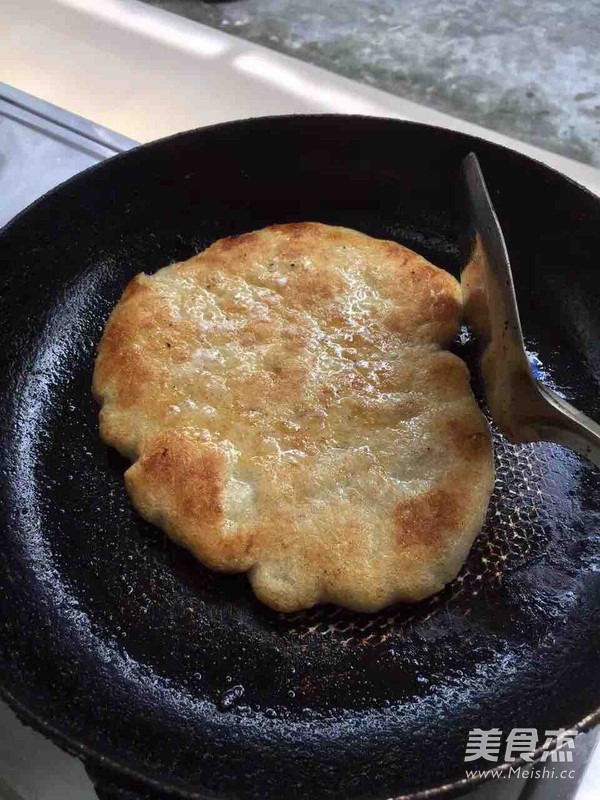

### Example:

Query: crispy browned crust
xmin=94 ymin=222 xmax=494 ymax=612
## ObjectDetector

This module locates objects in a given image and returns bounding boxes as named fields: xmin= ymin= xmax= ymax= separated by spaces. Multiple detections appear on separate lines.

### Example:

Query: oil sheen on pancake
xmin=93 ymin=223 xmax=494 ymax=612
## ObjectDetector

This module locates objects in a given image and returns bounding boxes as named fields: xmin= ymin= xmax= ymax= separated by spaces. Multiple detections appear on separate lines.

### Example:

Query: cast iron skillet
xmin=0 ymin=116 xmax=599 ymax=800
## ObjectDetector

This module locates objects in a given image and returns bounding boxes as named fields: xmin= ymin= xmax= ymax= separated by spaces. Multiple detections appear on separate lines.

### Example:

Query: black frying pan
xmin=0 ymin=116 xmax=598 ymax=800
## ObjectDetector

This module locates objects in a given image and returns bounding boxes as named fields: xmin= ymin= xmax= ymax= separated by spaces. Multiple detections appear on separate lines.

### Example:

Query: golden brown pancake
xmin=93 ymin=223 xmax=494 ymax=612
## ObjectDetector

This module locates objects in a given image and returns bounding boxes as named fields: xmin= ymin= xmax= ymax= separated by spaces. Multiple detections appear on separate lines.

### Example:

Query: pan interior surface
xmin=0 ymin=116 xmax=598 ymax=800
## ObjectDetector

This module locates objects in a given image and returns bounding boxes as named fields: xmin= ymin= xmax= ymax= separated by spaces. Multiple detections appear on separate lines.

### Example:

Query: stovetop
xmin=0 ymin=82 xmax=598 ymax=800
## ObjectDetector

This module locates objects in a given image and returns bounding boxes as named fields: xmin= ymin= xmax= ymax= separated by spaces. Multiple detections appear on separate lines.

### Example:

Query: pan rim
xmin=0 ymin=112 xmax=598 ymax=246
xmin=0 ymin=111 xmax=598 ymax=799
xmin=2 ymin=682 xmax=598 ymax=800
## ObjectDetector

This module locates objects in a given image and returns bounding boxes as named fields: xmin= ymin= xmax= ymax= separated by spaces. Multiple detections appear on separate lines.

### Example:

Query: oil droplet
xmin=218 ymin=684 xmax=245 ymax=711
xmin=287 ymin=689 xmax=296 ymax=698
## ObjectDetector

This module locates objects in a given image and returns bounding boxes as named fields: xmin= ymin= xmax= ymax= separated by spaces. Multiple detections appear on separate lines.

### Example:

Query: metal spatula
xmin=460 ymin=152 xmax=600 ymax=467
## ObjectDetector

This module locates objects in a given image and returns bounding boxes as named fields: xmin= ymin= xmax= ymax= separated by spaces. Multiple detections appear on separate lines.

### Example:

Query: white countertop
xmin=2 ymin=0 xmax=600 ymax=196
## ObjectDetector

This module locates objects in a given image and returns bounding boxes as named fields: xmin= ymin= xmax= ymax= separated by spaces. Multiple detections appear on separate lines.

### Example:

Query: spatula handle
xmin=535 ymin=383 xmax=600 ymax=468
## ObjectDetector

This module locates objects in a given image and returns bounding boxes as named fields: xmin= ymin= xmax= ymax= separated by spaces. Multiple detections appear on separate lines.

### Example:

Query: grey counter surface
xmin=144 ymin=0 xmax=600 ymax=167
